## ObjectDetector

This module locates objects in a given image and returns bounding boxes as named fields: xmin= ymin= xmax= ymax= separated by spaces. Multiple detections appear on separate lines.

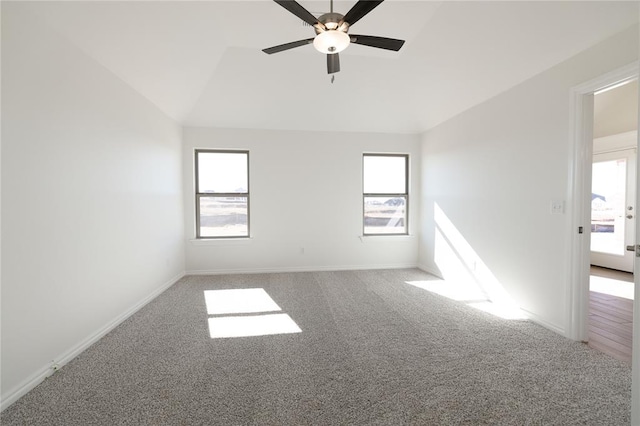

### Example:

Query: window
xmin=195 ymin=150 xmax=249 ymax=238
xmin=363 ymin=154 xmax=408 ymax=235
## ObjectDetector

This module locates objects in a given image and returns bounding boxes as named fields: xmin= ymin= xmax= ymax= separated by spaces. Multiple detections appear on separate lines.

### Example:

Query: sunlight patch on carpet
xmin=208 ymin=313 xmax=302 ymax=338
xmin=405 ymin=279 xmax=486 ymax=302
xmin=204 ymin=288 xmax=301 ymax=338
xmin=405 ymin=280 xmax=527 ymax=320
xmin=467 ymin=301 xmax=527 ymax=320
xmin=204 ymin=288 xmax=282 ymax=315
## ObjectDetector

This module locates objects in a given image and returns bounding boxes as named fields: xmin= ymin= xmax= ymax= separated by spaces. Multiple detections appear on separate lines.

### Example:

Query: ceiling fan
xmin=262 ymin=0 xmax=405 ymax=74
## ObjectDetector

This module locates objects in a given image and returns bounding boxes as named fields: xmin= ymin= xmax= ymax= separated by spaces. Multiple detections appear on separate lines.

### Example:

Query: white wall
xmin=183 ymin=127 xmax=420 ymax=273
xmin=419 ymin=25 xmax=638 ymax=333
xmin=1 ymin=4 xmax=185 ymax=408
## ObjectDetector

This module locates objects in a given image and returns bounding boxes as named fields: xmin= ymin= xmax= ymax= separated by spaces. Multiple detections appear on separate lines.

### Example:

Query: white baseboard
xmin=185 ymin=263 xmax=419 ymax=276
xmin=0 ymin=271 xmax=186 ymax=412
xmin=522 ymin=308 xmax=565 ymax=336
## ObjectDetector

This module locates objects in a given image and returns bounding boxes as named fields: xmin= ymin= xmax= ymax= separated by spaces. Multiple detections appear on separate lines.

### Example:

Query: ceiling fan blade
xmin=342 ymin=0 xmax=384 ymax=26
xmin=327 ymin=53 xmax=340 ymax=74
xmin=263 ymin=38 xmax=315 ymax=54
xmin=273 ymin=0 xmax=323 ymax=28
xmin=349 ymin=35 xmax=405 ymax=51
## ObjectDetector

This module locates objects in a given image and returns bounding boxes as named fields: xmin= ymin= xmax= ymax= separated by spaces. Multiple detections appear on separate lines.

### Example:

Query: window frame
xmin=195 ymin=149 xmax=250 ymax=239
xmin=362 ymin=153 xmax=409 ymax=236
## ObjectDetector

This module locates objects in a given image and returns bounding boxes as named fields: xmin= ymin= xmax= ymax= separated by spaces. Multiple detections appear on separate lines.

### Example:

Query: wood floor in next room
xmin=589 ymin=266 xmax=634 ymax=363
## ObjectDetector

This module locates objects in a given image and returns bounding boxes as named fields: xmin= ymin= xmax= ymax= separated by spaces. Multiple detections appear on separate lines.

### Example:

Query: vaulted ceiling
xmin=19 ymin=1 xmax=639 ymax=134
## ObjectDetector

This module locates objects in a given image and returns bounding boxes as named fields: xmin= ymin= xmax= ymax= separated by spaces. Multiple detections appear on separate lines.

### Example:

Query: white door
xmin=591 ymin=148 xmax=636 ymax=272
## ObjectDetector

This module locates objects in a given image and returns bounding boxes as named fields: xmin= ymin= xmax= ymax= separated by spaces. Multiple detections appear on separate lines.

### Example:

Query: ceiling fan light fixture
xmin=313 ymin=30 xmax=350 ymax=54
xmin=325 ymin=21 xmax=339 ymax=30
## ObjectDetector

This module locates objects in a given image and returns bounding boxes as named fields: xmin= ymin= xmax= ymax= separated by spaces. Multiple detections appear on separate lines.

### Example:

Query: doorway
xmin=588 ymin=79 xmax=637 ymax=363
xmin=569 ymin=61 xmax=640 ymax=425
xmin=591 ymin=147 xmax=636 ymax=273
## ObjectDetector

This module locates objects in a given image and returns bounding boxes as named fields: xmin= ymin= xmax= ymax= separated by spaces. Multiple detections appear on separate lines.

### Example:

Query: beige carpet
xmin=1 ymin=269 xmax=632 ymax=425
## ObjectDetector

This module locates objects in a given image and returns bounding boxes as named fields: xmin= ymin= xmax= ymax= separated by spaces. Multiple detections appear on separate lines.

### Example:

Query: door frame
xmin=567 ymin=60 xmax=639 ymax=424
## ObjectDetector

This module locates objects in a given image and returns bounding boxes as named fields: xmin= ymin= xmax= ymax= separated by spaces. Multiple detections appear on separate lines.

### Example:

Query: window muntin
xmin=363 ymin=154 xmax=408 ymax=235
xmin=195 ymin=150 xmax=249 ymax=238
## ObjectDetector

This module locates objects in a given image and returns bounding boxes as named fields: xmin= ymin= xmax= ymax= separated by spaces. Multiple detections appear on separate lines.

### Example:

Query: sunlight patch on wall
xmin=204 ymin=288 xmax=282 ymax=315
xmin=208 ymin=313 xmax=302 ymax=339
xmin=434 ymin=203 xmax=515 ymax=307
xmin=408 ymin=203 xmax=526 ymax=321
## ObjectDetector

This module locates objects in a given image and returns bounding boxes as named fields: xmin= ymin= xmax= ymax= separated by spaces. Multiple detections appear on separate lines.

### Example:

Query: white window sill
xmin=189 ymin=238 xmax=253 ymax=246
xmin=358 ymin=234 xmax=415 ymax=243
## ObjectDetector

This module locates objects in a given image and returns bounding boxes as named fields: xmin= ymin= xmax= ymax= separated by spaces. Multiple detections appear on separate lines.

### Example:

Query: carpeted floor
xmin=1 ymin=269 xmax=632 ymax=425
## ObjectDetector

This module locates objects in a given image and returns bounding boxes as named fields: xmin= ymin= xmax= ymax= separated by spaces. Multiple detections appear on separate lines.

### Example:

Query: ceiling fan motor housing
xmin=315 ymin=13 xmax=350 ymax=34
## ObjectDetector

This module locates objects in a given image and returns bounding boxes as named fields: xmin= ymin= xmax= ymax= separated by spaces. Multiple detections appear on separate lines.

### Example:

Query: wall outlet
xmin=551 ymin=200 xmax=564 ymax=214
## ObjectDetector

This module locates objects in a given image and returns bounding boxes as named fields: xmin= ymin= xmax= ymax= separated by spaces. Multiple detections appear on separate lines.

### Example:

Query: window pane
xmin=198 ymin=152 xmax=248 ymax=194
xmin=364 ymin=196 xmax=406 ymax=234
xmin=199 ymin=197 xmax=248 ymax=237
xmin=363 ymin=155 xmax=406 ymax=194
xmin=591 ymin=159 xmax=626 ymax=255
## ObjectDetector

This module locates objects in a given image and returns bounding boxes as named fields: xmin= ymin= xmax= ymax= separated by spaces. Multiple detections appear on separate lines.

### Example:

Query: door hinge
xmin=578 ymin=226 xmax=583 ymax=234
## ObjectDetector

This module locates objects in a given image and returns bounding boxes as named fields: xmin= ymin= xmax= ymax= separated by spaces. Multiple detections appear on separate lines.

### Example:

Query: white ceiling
xmin=21 ymin=1 xmax=640 ymax=134
xmin=594 ymin=79 xmax=638 ymax=139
